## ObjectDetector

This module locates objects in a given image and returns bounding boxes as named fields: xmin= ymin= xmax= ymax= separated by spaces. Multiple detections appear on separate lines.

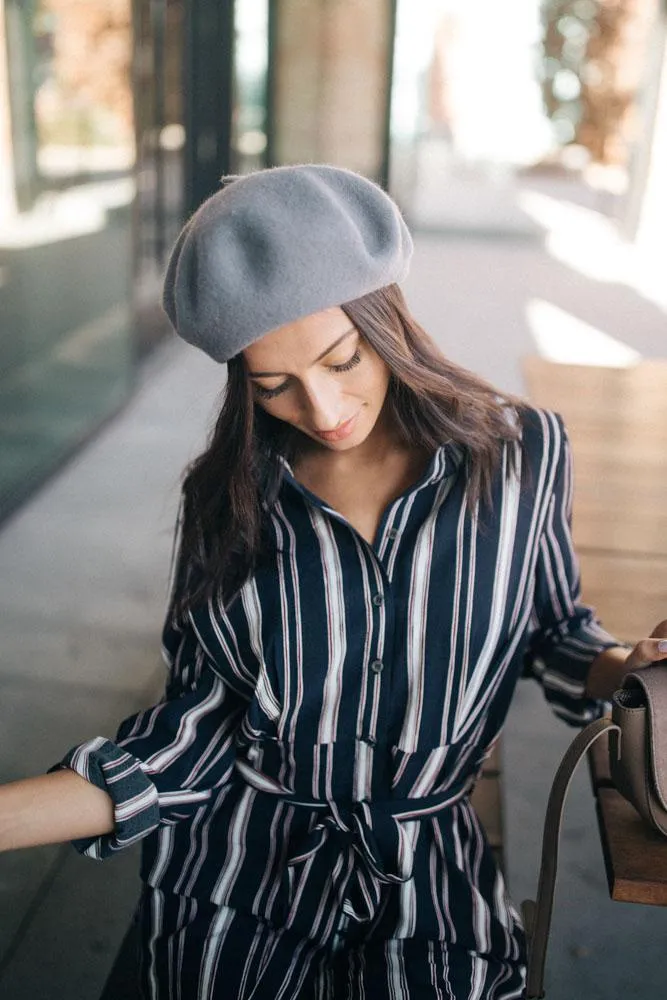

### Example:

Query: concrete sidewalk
xmin=1 ymin=168 xmax=666 ymax=998
xmin=0 ymin=342 xmax=225 ymax=998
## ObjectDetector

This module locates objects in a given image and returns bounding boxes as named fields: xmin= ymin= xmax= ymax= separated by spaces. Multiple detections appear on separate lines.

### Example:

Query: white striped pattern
xmin=57 ymin=406 xmax=622 ymax=998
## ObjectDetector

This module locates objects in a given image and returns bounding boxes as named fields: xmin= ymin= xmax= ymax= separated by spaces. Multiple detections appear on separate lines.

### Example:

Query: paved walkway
xmin=1 ymin=165 xmax=666 ymax=998
xmin=0 ymin=343 xmax=224 ymax=998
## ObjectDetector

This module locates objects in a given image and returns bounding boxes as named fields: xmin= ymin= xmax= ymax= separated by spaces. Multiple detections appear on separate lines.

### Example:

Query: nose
xmin=299 ymin=378 xmax=344 ymax=432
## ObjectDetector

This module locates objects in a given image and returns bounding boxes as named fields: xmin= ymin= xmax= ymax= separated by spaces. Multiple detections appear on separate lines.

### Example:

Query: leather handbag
xmin=608 ymin=668 xmax=667 ymax=836
xmin=521 ymin=665 xmax=667 ymax=999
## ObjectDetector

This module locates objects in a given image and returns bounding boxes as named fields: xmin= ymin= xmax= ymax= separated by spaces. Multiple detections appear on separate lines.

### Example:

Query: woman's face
xmin=242 ymin=307 xmax=391 ymax=451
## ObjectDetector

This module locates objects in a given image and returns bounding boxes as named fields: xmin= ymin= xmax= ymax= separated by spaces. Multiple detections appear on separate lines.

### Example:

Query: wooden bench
xmin=523 ymin=356 xmax=667 ymax=909
xmin=522 ymin=356 xmax=667 ymax=642
xmin=588 ymin=728 xmax=667 ymax=906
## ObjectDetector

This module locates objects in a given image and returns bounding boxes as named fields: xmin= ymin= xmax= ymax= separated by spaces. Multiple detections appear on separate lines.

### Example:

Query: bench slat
xmin=595 ymin=787 xmax=667 ymax=906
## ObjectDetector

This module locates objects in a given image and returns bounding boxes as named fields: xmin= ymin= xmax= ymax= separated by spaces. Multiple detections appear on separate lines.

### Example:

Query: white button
xmin=387 ymin=529 xmax=398 ymax=540
xmin=372 ymin=593 xmax=384 ymax=607
xmin=370 ymin=659 xmax=383 ymax=673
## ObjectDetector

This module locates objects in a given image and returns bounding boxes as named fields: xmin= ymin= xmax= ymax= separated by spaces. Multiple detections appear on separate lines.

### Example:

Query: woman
xmin=1 ymin=164 xmax=665 ymax=1000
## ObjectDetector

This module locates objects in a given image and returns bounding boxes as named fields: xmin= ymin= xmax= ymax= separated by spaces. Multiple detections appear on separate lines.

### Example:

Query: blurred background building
xmin=1 ymin=1 xmax=666 ymax=997
xmin=1 ymin=0 xmax=666 ymax=522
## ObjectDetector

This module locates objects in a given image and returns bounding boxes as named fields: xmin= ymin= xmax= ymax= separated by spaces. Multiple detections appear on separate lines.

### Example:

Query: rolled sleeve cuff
xmin=49 ymin=736 xmax=160 ymax=859
xmin=527 ymin=613 xmax=629 ymax=726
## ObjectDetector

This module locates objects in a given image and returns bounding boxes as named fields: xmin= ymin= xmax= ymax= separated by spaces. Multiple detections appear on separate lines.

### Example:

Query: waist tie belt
xmin=237 ymin=764 xmax=475 ymax=942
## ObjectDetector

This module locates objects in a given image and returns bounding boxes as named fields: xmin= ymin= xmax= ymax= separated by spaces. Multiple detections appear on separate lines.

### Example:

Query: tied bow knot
xmin=287 ymin=799 xmax=414 ymax=886
xmin=285 ymin=798 xmax=415 ymax=926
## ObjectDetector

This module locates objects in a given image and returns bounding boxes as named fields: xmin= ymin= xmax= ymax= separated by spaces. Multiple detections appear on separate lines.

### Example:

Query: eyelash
xmin=253 ymin=348 xmax=362 ymax=400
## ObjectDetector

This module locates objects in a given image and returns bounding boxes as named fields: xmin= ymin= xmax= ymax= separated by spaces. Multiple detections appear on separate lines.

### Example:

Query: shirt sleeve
xmin=523 ymin=414 xmax=625 ymax=726
xmin=50 ymin=610 xmax=248 ymax=859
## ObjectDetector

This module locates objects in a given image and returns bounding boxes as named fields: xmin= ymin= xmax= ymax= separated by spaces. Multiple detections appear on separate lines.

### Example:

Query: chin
xmin=325 ymin=436 xmax=365 ymax=451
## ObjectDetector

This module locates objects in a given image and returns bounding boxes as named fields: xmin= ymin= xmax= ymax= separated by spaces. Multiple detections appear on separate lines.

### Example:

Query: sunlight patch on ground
xmin=518 ymin=190 xmax=633 ymax=284
xmin=518 ymin=189 xmax=667 ymax=314
xmin=526 ymin=299 xmax=642 ymax=366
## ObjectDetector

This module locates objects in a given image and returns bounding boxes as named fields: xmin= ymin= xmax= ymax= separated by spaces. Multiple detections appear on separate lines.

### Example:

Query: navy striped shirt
xmin=57 ymin=405 xmax=618 ymax=962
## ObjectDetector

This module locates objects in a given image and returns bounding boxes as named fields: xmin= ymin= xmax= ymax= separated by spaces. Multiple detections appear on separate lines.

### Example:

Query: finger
xmin=625 ymin=637 xmax=667 ymax=670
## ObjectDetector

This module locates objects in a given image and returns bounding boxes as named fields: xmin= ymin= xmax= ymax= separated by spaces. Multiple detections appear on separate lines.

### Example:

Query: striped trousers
xmin=136 ymin=888 xmax=526 ymax=1000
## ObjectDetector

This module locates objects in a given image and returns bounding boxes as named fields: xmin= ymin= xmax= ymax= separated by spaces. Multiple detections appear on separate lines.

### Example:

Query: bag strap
xmin=522 ymin=716 xmax=619 ymax=1000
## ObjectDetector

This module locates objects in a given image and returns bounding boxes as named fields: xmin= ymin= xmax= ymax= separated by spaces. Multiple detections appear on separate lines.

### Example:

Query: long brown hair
xmin=173 ymin=284 xmax=529 ymax=619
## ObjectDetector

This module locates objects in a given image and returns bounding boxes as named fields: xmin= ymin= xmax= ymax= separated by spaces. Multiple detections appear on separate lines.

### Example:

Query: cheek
xmin=362 ymin=361 xmax=391 ymax=404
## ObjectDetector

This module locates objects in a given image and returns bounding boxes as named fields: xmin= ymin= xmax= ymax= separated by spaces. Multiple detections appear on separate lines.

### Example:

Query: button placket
xmin=358 ymin=561 xmax=393 ymax=750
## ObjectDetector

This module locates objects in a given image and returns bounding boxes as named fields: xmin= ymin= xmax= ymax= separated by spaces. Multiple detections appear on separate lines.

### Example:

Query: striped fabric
xmin=57 ymin=405 xmax=619 ymax=999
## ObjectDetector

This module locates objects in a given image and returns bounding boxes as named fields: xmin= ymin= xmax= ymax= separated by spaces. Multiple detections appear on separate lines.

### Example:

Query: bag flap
xmin=626 ymin=668 xmax=667 ymax=810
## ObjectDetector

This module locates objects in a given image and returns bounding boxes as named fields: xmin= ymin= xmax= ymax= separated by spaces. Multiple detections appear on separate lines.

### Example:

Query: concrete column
xmin=272 ymin=0 xmax=392 ymax=180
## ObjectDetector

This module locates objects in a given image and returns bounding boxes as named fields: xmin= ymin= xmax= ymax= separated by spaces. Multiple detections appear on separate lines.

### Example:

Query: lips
xmin=314 ymin=410 xmax=360 ymax=442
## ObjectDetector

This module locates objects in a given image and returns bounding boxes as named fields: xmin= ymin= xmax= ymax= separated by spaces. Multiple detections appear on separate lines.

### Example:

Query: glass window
xmin=0 ymin=0 xmax=136 ymax=517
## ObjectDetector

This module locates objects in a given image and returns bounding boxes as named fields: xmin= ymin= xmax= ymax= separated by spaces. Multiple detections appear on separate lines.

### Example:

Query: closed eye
xmin=330 ymin=349 xmax=362 ymax=373
xmin=252 ymin=348 xmax=362 ymax=400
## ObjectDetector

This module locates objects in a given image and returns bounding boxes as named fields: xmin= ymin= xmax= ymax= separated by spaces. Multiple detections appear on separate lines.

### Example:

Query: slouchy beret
xmin=162 ymin=164 xmax=413 ymax=363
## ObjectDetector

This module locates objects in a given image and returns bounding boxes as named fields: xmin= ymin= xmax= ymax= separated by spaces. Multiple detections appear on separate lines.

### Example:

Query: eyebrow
xmin=246 ymin=327 xmax=357 ymax=378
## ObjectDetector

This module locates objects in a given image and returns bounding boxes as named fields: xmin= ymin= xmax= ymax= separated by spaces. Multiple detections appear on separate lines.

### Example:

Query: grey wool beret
xmin=162 ymin=164 xmax=413 ymax=363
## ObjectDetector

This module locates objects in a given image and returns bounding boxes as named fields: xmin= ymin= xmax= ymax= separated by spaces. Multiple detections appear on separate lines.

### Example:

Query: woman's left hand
xmin=586 ymin=620 xmax=667 ymax=699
